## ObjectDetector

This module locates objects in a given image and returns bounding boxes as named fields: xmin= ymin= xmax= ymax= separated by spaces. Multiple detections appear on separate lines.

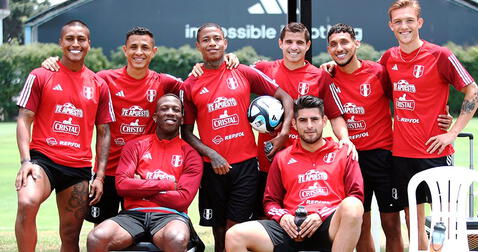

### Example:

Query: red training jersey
xmin=253 ymin=59 xmax=344 ymax=172
xmin=97 ymin=67 xmax=182 ymax=176
xmin=380 ymin=40 xmax=474 ymax=158
xmin=17 ymin=63 xmax=115 ymax=168
xmin=115 ymin=134 xmax=203 ymax=213
xmin=332 ymin=60 xmax=393 ymax=151
xmin=182 ymin=63 xmax=278 ymax=164
xmin=264 ymin=138 xmax=363 ymax=222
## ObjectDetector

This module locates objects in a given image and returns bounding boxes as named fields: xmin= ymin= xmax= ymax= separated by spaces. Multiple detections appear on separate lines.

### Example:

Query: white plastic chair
xmin=408 ymin=166 xmax=478 ymax=252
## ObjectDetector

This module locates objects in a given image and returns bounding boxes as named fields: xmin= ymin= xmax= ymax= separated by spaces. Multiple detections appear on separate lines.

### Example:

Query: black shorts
xmin=199 ymin=157 xmax=259 ymax=226
xmin=254 ymin=171 xmax=268 ymax=218
xmin=258 ymin=212 xmax=334 ymax=252
xmin=85 ymin=175 xmax=123 ymax=224
xmin=30 ymin=149 xmax=91 ymax=193
xmin=358 ymin=149 xmax=402 ymax=213
xmin=392 ymin=155 xmax=452 ymax=207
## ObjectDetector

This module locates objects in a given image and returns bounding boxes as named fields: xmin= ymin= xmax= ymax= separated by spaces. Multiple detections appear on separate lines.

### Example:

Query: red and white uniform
xmin=115 ymin=134 xmax=203 ymax=213
xmin=332 ymin=60 xmax=393 ymax=151
xmin=17 ymin=63 xmax=114 ymax=167
xmin=264 ymin=138 xmax=363 ymax=222
xmin=182 ymin=63 xmax=278 ymax=164
xmin=254 ymin=60 xmax=344 ymax=172
xmin=380 ymin=40 xmax=474 ymax=158
xmin=97 ymin=67 xmax=182 ymax=176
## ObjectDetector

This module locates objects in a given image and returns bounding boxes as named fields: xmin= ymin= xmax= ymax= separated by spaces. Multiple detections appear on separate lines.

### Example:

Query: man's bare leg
xmin=15 ymin=165 xmax=52 ymax=252
xmin=87 ymin=219 xmax=134 ymax=251
xmin=153 ymin=219 xmax=190 ymax=252
xmin=225 ymin=221 xmax=274 ymax=252
xmin=381 ymin=212 xmax=404 ymax=252
xmin=328 ymin=197 xmax=364 ymax=252
xmin=405 ymin=204 xmax=428 ymax=250
xmin=356 ymin=212 xmax=375 ymax=252
xmin=56 ymin=181 xmax=89 ymax=252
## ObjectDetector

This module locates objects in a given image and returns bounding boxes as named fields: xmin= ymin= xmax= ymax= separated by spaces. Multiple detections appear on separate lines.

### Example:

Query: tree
xmin=3 ymin=0 xmax=51 ymax=44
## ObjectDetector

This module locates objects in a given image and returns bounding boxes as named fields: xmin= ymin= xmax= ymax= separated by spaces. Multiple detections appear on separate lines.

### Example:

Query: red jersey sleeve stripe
xmin=448 ymin=54 xmax=473 ymax=84
xmin=329 ymin=83 xmax=345 ymax=114
xmin=17 ymin=74 xmax=36 ymax=107
xmin=250 ymin=67 xmax=279 ymax=88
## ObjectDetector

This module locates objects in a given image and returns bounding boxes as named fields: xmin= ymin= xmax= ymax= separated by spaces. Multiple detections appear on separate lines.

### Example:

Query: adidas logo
xmin=53 ymin=84 xmax=63 ymax=91
xmin=392 ymin=64 xmax=398 ymax=71
xmin=287 ymin=158 xmax=297 ymax=165
xmin=248 ymin=0 xmax=287 ymax=14
xmin=199 ymin=87 xmax=209 ymax=94
xmin=142 ymin=152 xmax=152 ymax=160
xmin=116 ymin=90 xmax=125 ymax=97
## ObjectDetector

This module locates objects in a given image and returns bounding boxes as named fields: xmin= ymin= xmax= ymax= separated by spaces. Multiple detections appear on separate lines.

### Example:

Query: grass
xmin=0 ymin=119 xmax=477 ymax=251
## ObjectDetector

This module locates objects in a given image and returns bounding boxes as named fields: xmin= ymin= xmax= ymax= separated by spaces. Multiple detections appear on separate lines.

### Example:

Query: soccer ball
xmin=247 ymin=96 xmax=284 ymax=133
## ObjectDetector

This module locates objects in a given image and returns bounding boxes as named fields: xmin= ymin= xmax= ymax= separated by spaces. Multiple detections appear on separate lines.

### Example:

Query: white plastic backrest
xmin=407 ymin=166 xmax=478 ymax=252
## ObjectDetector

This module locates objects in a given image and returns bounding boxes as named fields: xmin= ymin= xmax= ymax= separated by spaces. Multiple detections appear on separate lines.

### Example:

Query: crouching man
xmin=225 ymin=95 xmax=364 ymax=252
xmin=87 ymin=94 xmax=204 ymax=252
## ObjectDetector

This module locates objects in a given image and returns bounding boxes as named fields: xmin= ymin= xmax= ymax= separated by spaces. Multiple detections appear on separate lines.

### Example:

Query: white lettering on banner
xmin=350 ymin=132 xmax=369 ymax=140
xmin=393 ymin=80 xmax=416 ymax=93
xmin=298 ymin=169 xmax=328 ymax=183
xmin=55 ymin=103 xmax=83 ymax=118
xmin=207 ymin=97 xmax=238 ymax=112
xmin=396 ymin=115 xmax=420 ymax=124
xmin=184 ymin=24 xmax=363 ymax=41
xmin=299 ymin=182 xmax=329 ymax=200
xmin=346 ymin=116 xmax=366 ymax=130
xmin=343 ymin=103 xmax=365 ymax=115
xmin=146 ymin=170 xmax=176 ymax=181
xmin=59 ymin=140 xmax=80 ymax=148
xmin=395 ymin=94 xmax=416 ymax=111
xmin=212 ymin=110 xmax=239 ymax=130
xmin=121 ymin=105 xmax=150 ymax=117
xmin=224 ymin=132 xmax=244 ymax=140
xmin=52 ymin=118 xmax=80 ymax=136
xmin=120 ymin=119 xmax=146 ymax=134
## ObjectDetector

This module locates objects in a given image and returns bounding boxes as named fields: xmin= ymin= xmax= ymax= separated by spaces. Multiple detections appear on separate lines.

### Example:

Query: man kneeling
xmin=226 ymin=95 xmax=364 ymax=252
xmin=87 ymin=94 xmax=204 ymax=252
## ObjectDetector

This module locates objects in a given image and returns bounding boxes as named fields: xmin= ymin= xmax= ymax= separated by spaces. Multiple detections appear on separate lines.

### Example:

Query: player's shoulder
xmin=362 ymin=60 xmax=386 ymax=74
xmin=424 ymin=41 xmax=452 ymax=58
xmin=180 ymin=138 xmax=200 ymax=155
xmin=97 ymin=67 xmax=122 ymax=79
xmin=125 ymin=134 xmax=153 ymax=149
xmin=158 ymin=72 xmax=183 ymax=83
xmin=252 ymin=60 xmax=276 ymax=70
xmin=29 ymin=67 xmax=55 ymax=78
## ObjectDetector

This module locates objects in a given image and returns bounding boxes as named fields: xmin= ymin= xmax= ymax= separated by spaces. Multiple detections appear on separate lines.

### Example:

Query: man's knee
xmin=381 ymin=213 xmax=402 ymax=235
xmin=163 ymin=227 xmax=189 ymax=249
xmin=17 ymin=195 xmax=41 ymax=214
xmin=339 ymin=197 xmax=364 ymax=224
xmin=225 ymin=224 xmax=246 ymax=248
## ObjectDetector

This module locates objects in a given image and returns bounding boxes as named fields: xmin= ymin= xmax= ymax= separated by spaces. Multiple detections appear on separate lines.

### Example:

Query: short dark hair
xmin=125 ymin=26 xmax=154 ymax=45
xmin=327 ymin=23 xmax=356 ymax=42
xmin=157 ymin=93 xmax=184 ymax=114
xmin=60 ymin=20 xmax=90 ymax=39
xmin=293 ymin=95 xmax=324 ymax=118
xmin=280 ymin=22 xmax=310 ymax=42
xmin=196 ymin=23 xmax=224 ymax=42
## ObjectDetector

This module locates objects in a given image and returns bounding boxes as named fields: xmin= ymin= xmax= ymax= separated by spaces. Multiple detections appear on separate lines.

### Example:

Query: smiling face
xmin=123 ymin=34 xmax=157 ymax=71
xmin=59 ymin=24 xmax=90 ymax=69
xmin=327 ymin=32 xmax=359 ymax=67
xmin=153 ymin=95 xmax=183 ymax=139
xmin=196 ymin=26 xmax=227 ymax=63
xmin=389 ymin=6 xmax=423 ymax=48
xmin=279 ymin=31 xmax=310 ymax=69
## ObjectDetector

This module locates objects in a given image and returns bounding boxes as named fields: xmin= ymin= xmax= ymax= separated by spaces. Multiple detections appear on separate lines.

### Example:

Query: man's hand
xmin=41 ymin=56 xmax=60 ymax=71
xmin=209 ymin=151 xmax=231 ymax=175
xmin=425 ymin=132 xmax=457 ymax=155
xmin=89 ymin=178 xmax=104 ymax=205
xmin=299 ymin=213 xmax=322 ymax=238
xmin=319 ymin=60 xmax=336 ymax=75
xmin=189 ymin=63 xmax=204 ymax=77
xmin=339 ymin=138 xmax=358 ymax=160
xmin=437 ymin=106 xmax=453 ymax=131
xmin=266 ymin=133 xmax=288 ymax=160
xmin=15 ymin=162 xmax=41 ymax=190
xmin=279 ymin=214 xmax=299 ymax=240
xmin=225 ymin=53 xmax=240 ymax=69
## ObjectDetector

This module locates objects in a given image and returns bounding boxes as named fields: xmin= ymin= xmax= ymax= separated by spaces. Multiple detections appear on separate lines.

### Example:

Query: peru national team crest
xmin=83 ymin=86 xmax=94 ymax=100
xmin=146 ymin=89 xmax=157 ymax=103
xmin=413 ymin=65 xmax=424 ymax=78
xmin=226 ymin=77 xmax=239 ymax=90
xmin=360 ymin=83 xmax=371 ymax=97
xmin=171 ymin=155 xmax=183 ymax=167
xmin=298 ymin=82 xmax=310 ymax=95
xmin=323 ymin=152 xmax=336 ymax=163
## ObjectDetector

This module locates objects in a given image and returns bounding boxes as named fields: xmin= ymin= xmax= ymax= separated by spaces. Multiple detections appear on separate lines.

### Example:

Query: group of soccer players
xmin=14 ymin=0 xmax=478 ymax=251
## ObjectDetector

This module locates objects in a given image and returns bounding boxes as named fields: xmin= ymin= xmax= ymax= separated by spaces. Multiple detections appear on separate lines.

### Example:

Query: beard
xmin=300 ymin=131 xmax=322 ymax=144
xmin=336 ymin=54 xmax=354 ymax=67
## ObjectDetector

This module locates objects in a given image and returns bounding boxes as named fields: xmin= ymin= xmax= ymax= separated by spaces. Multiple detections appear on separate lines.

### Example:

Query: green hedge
xmin=0 ymin=42 xmax=477 ymax=121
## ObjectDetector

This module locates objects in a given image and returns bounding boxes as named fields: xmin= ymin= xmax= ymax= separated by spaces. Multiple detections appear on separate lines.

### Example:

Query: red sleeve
xmin=180 ymin=78 xmax=198 ymax=125
xmin=161 ymin=73 xmax=183 ymax=95
xmin=95 ymin=78 xmax=115 ymax=124
xmin=251 ymin=61 xmax=269 ymax=71
xmin=238 ymin=65 xmax=278 ymax=96
xmin=147 ymin=144 xmax=203 ymax=212
xmin=264 ymin=155 xmax=290 ymax=223
xmin=436 ymin=47 xmax=475 ymax=90
xmin=115 ymin=140 xmax=176 ymax=198
xmin=379 ymin=65 xmax=393 ymax=100
xmin=343 ymin=153 xmax=364 ymax=202
xmin=319 ymin=73 xmax=343 ymax=119
xmin=16 ymin=69 xmax=47 ymax=112
xmin=378 ymin=50 xmax=391 ymax=66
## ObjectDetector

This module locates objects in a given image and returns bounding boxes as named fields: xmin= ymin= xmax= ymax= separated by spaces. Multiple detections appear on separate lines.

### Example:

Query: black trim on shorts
xmin=258 ymin=212 xmax=334 ymax=252
xmin=30 ymin=149 xmax=91 ymax=192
